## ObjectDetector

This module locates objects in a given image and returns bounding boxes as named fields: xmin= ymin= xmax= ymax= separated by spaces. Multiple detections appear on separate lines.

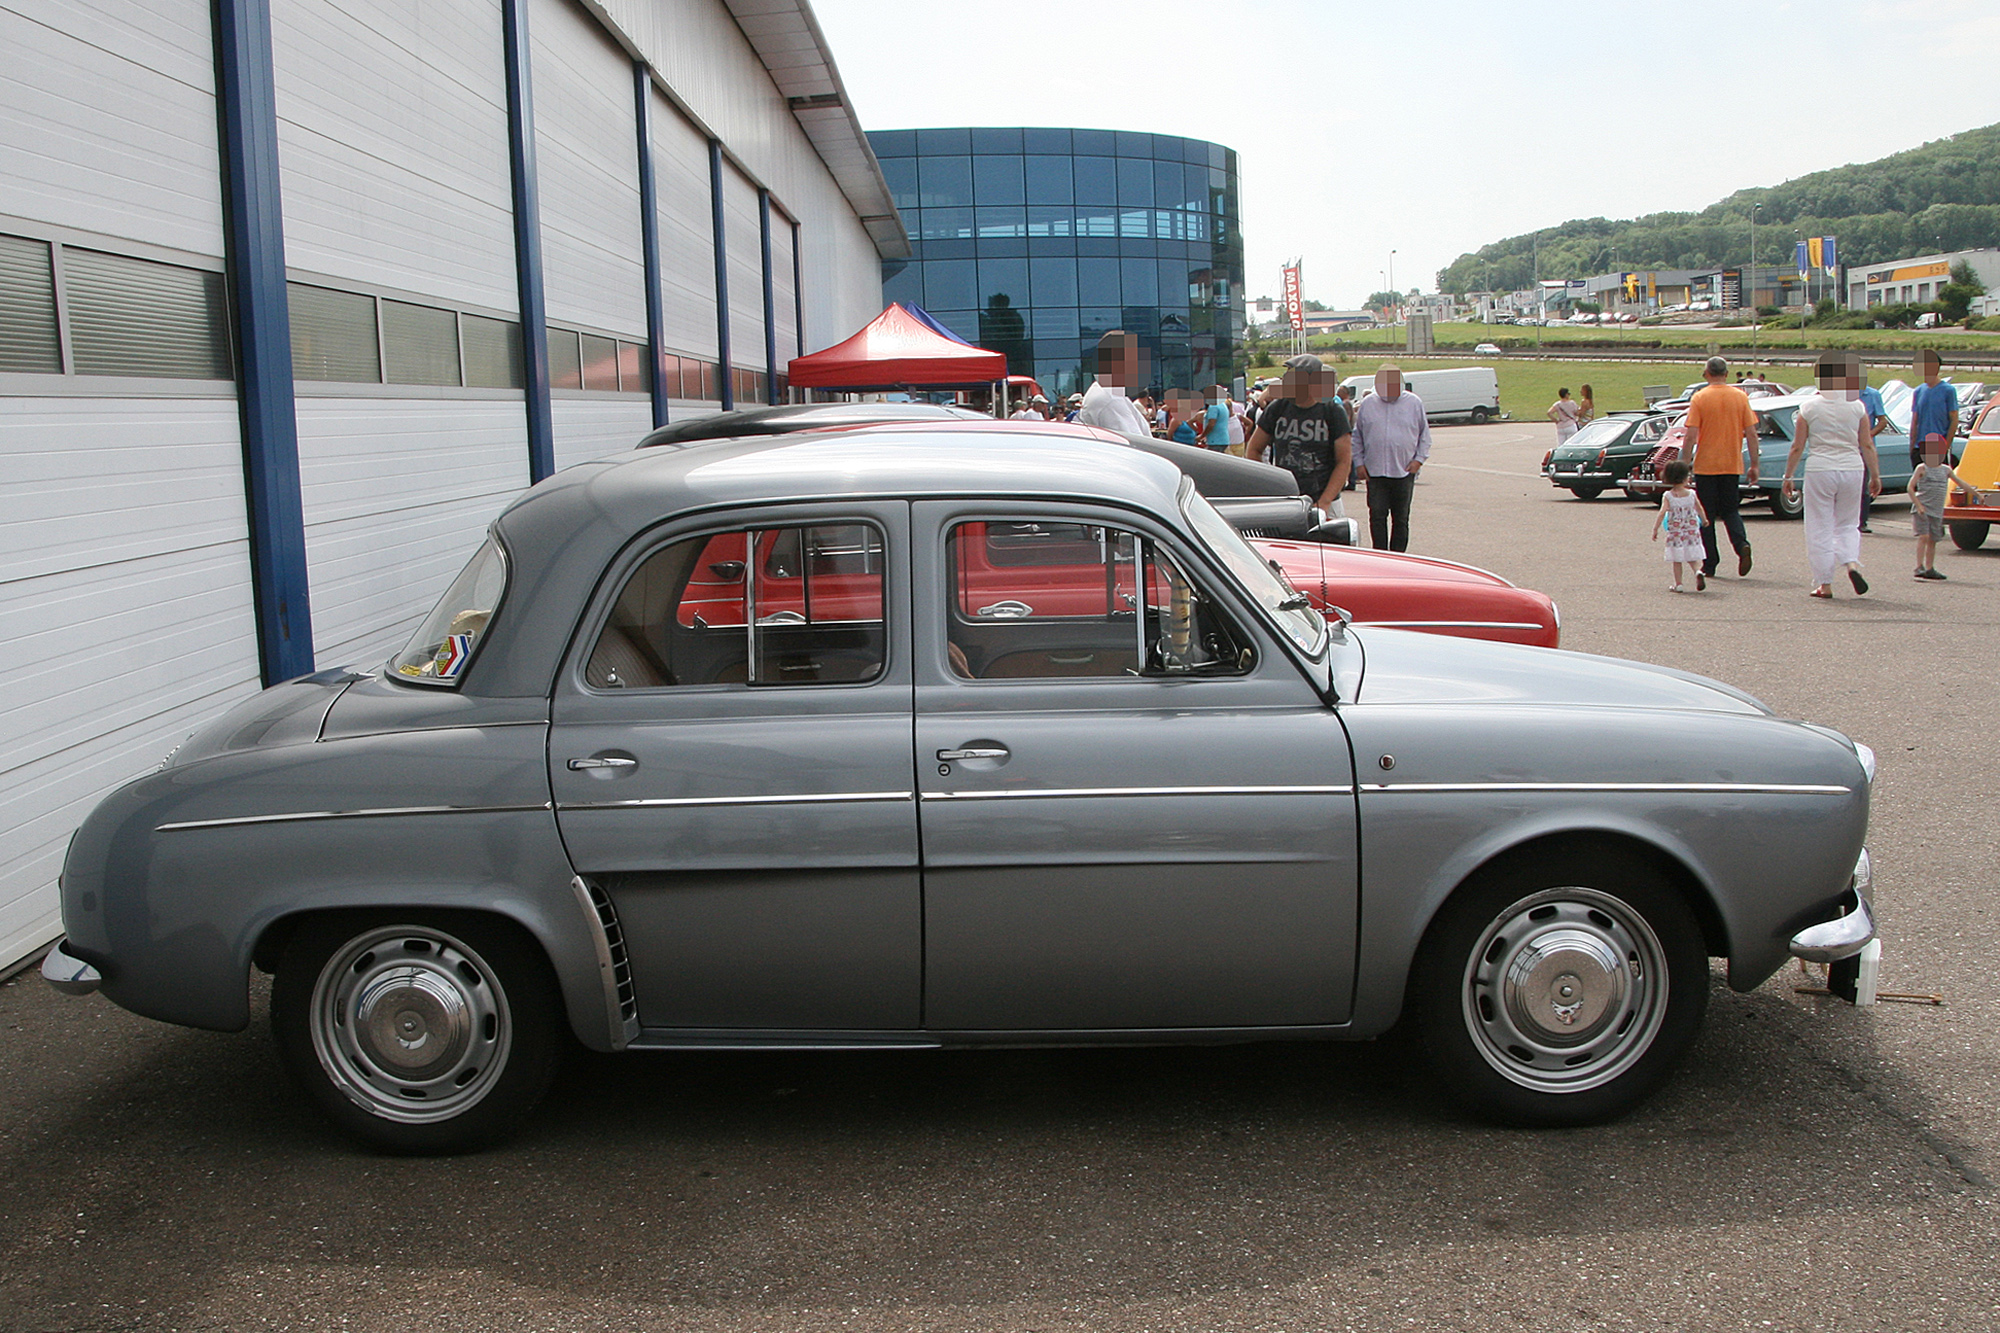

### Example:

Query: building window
xmin=65 ymin=248 xmax=231 ymax=380
xmin=461 ymin=314 xmax=524 ymax=389
xmin=0 ymin=233 xmax=62 ymax=374
xmin=381 ymin=299 xmax=461 ymax=386
xmin=289 ymin=283 xmax=381 ymax=383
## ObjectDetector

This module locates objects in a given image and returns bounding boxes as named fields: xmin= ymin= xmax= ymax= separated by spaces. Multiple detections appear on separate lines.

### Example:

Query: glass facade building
xmin=867 ymin=127 xmax=1245 ymax=400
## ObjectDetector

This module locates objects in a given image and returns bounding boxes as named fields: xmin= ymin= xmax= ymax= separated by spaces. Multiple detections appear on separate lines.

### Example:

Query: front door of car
xmin=549 ymin=502 xmax=919 ymax=1031
xmin=911 ymin=501 xmax=1360 ymax=1032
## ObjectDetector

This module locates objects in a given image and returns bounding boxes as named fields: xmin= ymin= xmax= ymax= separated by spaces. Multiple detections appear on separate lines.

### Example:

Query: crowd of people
xmin=1013 ymin=330 xmax=1434 ymax=551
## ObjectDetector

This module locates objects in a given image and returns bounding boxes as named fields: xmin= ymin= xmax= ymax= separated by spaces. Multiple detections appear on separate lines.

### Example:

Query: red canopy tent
xmin=786 ymin=303 xmax=1007 ymax=391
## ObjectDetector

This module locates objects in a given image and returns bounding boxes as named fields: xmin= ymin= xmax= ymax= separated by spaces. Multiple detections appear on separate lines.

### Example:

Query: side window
xmin=585 ymin=523 xmax=886 ymax=689
xmin=944 ymin=519 xmax=1252 ymax=680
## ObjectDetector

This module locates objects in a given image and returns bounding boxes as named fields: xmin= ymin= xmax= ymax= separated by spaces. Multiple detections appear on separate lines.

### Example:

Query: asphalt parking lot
xmin=3 ymin=419 xmax=1996 ymax=1332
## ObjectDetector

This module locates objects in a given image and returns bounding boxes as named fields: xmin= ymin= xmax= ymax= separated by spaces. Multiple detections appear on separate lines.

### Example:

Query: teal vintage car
xmin=1543 ymin=411 xmax=1674 ymax=500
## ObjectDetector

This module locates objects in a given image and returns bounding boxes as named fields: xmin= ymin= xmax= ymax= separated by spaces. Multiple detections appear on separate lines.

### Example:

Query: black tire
xmin=272 ymin=911 xmax=563 ymax=1153
xmin=1949 ymin=520 xmax=1990 ymax=551
xmin=1767 ymin=484 xmax=1803 ymax=520
xmin=1470 ymin=406 xmax=1491 ymax=425
xmin=1622 ymin=486 xmax=1643 ymax=501
xmin=1410 ymin=852 xmax=1708 ymax=1127
xmin=1569 ymin=485 xmax=1605 ymax=501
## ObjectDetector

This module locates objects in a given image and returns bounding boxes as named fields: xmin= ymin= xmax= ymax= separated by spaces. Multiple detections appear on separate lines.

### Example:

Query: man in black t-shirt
xmin=1245 ymin=354 xmax=1352 ymax=515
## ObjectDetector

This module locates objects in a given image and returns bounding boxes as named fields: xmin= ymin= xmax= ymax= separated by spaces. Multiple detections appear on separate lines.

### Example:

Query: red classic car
xmin=642 ymin=414 xmax=1560 ymax=649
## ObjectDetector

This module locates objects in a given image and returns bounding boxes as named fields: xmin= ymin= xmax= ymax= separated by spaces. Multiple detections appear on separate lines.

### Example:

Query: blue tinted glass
xmin=974 ymin=206 xmax=1026 ymax=238
xmin=918 ymin=156 xmax=972 ymax=208
xmin=924 ymin=237 xmax=974 ymax=260
xmin=928 ymin=310 xmax=978 ymax=340
xmin=921 ymin=207 xmax=972 ymax=240
xmin=1151 ymin=160 xmax=1182 ymax=209
xmin=1115 ymin=130 xmax=1153 ymax=157
xmin=1073 ymin=128 xmax=1114 ymax=154
xmin=1033 ymin=306 xmax=1079 ymax=340
xmin=1181 ymin=138 xmax=1207 ymax=164
xmin=1160 ymin=259 xmax=1193 ymax=305
xmin=978 ymin=257 xmax=1029 ymax=306
xmin=916 ymin=128 xmax=970 ymax=154
xmin=1025 ymin=206 xmax=1075 ymax=239
xmin=972 ymin=154 xmax=1025 ymax=206
xmin=1079 ymin=306 xmax=1122 ymax=338
xmin=1073 ymin=204 xmax=1118 ymax=238
xmin=878 ymin=157 xmax=918 ymax=209
xmin=1023 ymin=127 xmax=1071 ymax=153
xmin=970 ymin=127 xmax=1022 ymax=154
xmin=1077 ymin=257 xmax=1121 ymax=306
xmin=924 ymin=259 xmax=977 ymax=311
xmin=1024 ymin=156 xmax=1073 ymax=205
xmin=1073 ymin=156 xmax=1117 ymax=205
xmin=1031 ymin=256 xmax=1077 ymax=306
xmin=867 ymin=129 xmax=915 ymax=156
xmin=1122 ymin=260 xmax=1158 ymax=305
xmin=980 ymin=237 xmax=1027 ymax=258
xmin=882 ymin=261 xmax=922 ymax=307
xmin=1118 ymin=207 xmax=1153 ymax=240
xmin=1116 ymin=157 xmax=1153 ymax=207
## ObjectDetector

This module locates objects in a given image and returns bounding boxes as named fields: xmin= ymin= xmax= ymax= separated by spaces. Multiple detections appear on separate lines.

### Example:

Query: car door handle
xmin=937 ymin=746 xmax=1008 ymax=762
xmin=568 ymin=756 xmax=637 ymax=771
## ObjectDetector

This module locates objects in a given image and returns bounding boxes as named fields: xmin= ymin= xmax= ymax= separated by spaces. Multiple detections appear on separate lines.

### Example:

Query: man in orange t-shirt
xmin=1683 ymin=356 xmax=1761 ymax=578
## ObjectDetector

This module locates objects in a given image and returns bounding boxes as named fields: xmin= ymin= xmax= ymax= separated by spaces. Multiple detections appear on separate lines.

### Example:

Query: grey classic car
xmin=44 ymin=429 xmax=1877 ymax=1151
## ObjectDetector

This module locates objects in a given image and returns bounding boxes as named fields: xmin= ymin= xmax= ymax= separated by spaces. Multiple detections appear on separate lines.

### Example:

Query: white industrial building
xmin=1846 ymin=248 xmax=2000 ymax=308
xmin=0 ymin=0 xmax=905 ymax=972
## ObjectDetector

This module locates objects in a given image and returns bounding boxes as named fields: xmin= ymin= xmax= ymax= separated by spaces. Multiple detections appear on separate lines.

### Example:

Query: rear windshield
xmin=391 ymin=538 xmax=507 ymax=686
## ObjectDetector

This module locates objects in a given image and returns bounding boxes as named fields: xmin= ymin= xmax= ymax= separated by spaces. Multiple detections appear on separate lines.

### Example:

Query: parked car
xmin=644 ymin=416 xmax=1558 ymax=648
xmin=1650 ymin=379 xmax=1788 ymax=415
xmin=43 ymin=430 xmax=1876 ymax=1150
xmin=1628 ymin=394 xmax=1915 ymax=517
xmin=1943 ymin=399 xmax=2000 ymax=550
xmin=1543 ymin=411 xmax=1673 ymax=499
xmin=1474 ymin=342 xmax=1503 ymax=355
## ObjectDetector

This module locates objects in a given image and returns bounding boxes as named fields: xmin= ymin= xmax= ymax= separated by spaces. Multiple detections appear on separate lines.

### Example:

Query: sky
xmin=812 ymin=0 xmax=2000 ymax=308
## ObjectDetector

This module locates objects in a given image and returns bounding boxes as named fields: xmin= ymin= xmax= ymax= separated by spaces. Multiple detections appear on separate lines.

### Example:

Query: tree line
xmin=1437 ymin=123 xmax=2000 ymax=295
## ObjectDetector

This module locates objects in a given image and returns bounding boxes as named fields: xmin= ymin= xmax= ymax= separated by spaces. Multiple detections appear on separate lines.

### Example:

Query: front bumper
xmin=41 ymin=938 xmax=101 ymax=996
xmin=1789 ymin=849 xmax=1876 ymax=964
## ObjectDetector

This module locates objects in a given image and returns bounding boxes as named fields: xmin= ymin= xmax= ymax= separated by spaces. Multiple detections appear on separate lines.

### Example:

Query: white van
xmin=1339 ymin=366 xmax=1502 ymax=425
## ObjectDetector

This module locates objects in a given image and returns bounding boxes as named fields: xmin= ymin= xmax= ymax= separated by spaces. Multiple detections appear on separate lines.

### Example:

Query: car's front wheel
xmin=1412 ymin=857 xmax=1707 ymax=1127
xmin=1767 ymin=484 xmax=1803 ymax=519
xmin=272 ymin=912 xmax=563 ymax=1153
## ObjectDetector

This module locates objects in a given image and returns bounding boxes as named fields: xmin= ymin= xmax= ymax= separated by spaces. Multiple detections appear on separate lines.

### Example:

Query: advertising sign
xmin=1281 ymin=264 xmax=1302 ymax=329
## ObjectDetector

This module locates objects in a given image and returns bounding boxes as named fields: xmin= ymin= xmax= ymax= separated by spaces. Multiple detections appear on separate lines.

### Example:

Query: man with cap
xmin=1009 ymin=394 xmax=1049 ymax=421
xmin=1245 ymin=354 xmax=1352 ymax=517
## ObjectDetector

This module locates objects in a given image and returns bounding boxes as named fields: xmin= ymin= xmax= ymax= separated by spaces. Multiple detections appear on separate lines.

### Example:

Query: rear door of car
xmin=549 ymin=501 xmax=920 ymax=1032
xmin=910 ymin=499 xmax=1359 ymax=1033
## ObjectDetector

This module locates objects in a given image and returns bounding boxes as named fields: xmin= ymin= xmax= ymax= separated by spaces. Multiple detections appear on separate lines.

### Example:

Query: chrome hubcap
xmin=1463 ymin=888 xmax=1668 ymax=1093
xmin=310 ymin=927 xmax=510 ymax=1124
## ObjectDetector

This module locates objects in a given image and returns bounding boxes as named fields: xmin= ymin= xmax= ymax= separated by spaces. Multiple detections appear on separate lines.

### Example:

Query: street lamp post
xmin=1750 ymin=203 xmax=1760 ymax=363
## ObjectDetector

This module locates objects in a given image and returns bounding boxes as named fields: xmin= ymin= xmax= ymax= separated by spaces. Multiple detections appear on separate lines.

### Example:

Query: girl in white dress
xmin=1653 ymin=460 xmax=1708 ymax=590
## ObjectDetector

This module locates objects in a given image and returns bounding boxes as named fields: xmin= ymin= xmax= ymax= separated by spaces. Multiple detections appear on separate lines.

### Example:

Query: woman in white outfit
xmin=1782 ymin=352 xmax=1880 ymax=599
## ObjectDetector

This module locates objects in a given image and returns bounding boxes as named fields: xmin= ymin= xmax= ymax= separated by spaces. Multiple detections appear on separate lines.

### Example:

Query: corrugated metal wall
xmin=0 ymin=0 xmax=887 ymax=973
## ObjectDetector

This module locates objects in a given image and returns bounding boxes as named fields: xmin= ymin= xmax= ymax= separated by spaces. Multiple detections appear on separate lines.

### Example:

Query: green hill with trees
xmin=1437 ymin=123 xmax=2000 ymax=294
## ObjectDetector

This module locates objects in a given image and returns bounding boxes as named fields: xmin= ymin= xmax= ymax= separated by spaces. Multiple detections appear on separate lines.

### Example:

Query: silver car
xmin=44 ymin=428 xmax=1877 ymax=1151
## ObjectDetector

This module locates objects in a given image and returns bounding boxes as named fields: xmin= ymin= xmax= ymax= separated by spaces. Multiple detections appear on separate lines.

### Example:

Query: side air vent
xmin=570 ymin=877 xmax=640 ymax=1046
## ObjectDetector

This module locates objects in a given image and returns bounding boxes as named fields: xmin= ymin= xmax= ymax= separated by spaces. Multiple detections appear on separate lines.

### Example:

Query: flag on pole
xmin=1821 ymin=236 xmax=1838 ymax=275
xmin=1796 ymin=242 xmax=1811 ymax=279
xmin=1807 ymin=236 xmax=1824 ymax=272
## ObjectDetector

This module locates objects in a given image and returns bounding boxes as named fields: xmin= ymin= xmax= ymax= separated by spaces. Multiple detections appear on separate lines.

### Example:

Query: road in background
xmin=3 ymin=422 xmax=1995 ymax=1331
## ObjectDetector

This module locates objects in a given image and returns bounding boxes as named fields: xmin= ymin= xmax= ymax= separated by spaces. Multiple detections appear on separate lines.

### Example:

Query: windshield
xmin=391 ymin=538 xmax=507 ymax=686
xmin=1180 ymin=487 xmax=1327 ymax=656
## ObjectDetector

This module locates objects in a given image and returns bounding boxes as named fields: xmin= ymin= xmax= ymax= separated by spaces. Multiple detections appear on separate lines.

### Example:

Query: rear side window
xmin=392 ymin=539 xmax=507 ymax=685
xmin=585 ymin=524 xmax=887 ymax=689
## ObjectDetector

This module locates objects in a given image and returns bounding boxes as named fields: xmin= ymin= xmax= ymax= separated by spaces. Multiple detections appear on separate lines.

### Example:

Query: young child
xmin=1908 ymin=434 xmax=1983 ymax=579
xmin=1653 ymin=459 xmax=1708 ymax=591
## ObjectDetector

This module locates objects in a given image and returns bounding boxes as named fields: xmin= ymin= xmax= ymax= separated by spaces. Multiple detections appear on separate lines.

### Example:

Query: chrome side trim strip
xmin=1358 ymin=782 xmax=1851 ymax=795
xmin=923 ymin=785 xmax=1355 ymax=801
xmin=559 ymin=791 xmax=913 ymax=812
xmin=156 ymin=802 xmax=552 ymax=832
xmin=1364 ymin=620 xmax=1548 ymax=631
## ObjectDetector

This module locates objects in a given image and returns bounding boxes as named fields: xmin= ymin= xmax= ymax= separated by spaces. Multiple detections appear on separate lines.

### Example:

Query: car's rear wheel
xmin=1569 ymin=485 xmax=1604 ymax=501
xmin=1767 ymin=485 xmax=1803 ymax=519
xmin=1949 ymin=520 xmax=1989 ymax=551
xmin=272 ymin=912 xmax=562 ymax=1153
xmin=1470 ymin=406 xmax=1491 ymax=424
xmin=1412 ymin=857 xmax=1707 ymax=1127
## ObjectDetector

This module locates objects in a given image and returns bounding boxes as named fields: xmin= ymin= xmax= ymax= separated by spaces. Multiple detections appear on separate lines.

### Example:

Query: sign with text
xmin=1281 ymin=264 xmax=1302 ymax=329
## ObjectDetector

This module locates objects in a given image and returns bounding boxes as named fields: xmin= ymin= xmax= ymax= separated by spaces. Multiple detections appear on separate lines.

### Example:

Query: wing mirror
xmin=1307 ymin=514 xmax=1360 ymax=546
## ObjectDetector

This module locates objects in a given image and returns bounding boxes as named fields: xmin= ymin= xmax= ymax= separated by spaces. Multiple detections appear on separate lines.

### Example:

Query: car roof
xmin=634 ymin=401 xmax=983 ymax=446
xmin=474 ymin=430 xmax=1196 ymax=698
